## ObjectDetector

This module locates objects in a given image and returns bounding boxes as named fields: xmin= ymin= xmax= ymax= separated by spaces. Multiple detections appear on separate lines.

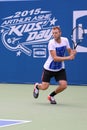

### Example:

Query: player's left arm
xmin=66 ymin=38 xmax=77 ymax=56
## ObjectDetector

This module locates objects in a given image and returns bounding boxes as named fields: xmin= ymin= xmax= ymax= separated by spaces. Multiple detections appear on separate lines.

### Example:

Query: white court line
xmin=0 ymin=119 xmax=32 ymax=127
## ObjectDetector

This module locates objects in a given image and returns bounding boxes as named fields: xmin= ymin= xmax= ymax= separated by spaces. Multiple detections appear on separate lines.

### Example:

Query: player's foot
xmin=33 ymin=83 xmax=39 ymax=98
xmin=48 ymin=95 xmax=57 ymax=104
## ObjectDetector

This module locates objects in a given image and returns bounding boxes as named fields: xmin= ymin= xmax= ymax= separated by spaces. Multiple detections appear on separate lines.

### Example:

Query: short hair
xmin=52 ymin=26 xmax=61 ymax=32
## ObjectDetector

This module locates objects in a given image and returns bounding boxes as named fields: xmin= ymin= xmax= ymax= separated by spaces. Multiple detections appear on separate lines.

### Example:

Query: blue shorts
xmin=41 ymin=68 xmax=67 ymax=83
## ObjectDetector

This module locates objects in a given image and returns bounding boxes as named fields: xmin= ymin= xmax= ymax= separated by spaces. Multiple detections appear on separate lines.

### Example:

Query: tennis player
xmin=33 ymin=26 xmax=76 ymax=104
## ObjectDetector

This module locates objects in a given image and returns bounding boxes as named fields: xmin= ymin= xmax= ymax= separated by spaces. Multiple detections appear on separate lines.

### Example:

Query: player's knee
xmin=59 ymin=81 xmax=67 ymax=90
xmin=63 ymin=84 xmax=67 ymax=89
xmin=61 ymin=84 xmax=67 ymax=90
xmin=41 ymin=85 xmax=49 ymax=90
xmin=41 ymin=82 xmax=49 ymax=90
xmin=42 ymin=85 xmax=49 ymax=90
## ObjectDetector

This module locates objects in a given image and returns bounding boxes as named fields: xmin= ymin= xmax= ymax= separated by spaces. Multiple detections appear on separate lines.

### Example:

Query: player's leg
xmin=33 ymin=69 xmax=50 ymax=98
xmin=33 ymin=82 xmax=49 ymax=98
xmin=48 ymin=80 xmax=67 ymax=104
xmin=48 ymin=69 xmax=67 ymax=104
xmin=55 ymin=80 xmax=67 ymax=93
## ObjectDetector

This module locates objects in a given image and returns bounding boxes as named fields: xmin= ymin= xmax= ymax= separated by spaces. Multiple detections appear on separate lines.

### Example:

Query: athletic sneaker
xmin=48 ymin=95 xmax=57 ymax=104
xmin=33 ymin=83 xmax=39 ymax=98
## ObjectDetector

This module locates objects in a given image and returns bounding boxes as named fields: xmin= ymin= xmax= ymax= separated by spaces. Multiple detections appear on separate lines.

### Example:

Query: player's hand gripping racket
xmin=71 ymin=26 xmax=85 ymax=49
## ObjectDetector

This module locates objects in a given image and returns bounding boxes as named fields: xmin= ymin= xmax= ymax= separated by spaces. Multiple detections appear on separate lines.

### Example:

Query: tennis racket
xmin=71 ymin=26 xmax=85 ymax=49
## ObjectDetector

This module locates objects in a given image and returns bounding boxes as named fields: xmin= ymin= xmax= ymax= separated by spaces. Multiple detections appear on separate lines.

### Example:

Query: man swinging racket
xmin=33 ymin=26 xmax=76 ymax=104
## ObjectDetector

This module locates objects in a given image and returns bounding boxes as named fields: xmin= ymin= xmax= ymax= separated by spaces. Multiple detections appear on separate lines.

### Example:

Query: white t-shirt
xmin=44 ymin=37 xmax=70 ymax=72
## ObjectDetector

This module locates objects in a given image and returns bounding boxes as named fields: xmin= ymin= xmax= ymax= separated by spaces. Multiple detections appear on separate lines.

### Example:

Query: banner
xmin=0 ymin=0 xmax=87 ymax=85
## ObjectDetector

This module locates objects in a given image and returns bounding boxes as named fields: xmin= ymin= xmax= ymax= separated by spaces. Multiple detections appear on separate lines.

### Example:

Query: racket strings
xmin=71 ymin=26 xmax=84 ymax=49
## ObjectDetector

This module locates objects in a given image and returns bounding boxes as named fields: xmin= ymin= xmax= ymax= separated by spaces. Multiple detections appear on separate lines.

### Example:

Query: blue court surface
xmin=0 ymin=84 xmax=87 ymax=130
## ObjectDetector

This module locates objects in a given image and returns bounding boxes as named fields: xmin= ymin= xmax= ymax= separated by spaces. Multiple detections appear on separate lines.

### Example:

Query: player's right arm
xmin=50 ymin=50 xmax=75 ymax=61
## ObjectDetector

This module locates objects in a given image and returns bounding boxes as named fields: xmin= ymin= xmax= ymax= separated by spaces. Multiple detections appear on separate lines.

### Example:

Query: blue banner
xmin=0 ymin=0 xmax=87 ymax=85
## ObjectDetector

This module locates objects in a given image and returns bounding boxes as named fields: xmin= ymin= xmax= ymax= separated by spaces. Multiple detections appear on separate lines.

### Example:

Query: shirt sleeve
xmin=48 ymin=40 xmax=55 ymax=51
xmin=66 ymin=38 xmax=71 ymax=49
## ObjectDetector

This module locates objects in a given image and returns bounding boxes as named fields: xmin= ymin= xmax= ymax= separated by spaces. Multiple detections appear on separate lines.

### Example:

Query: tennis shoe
xmin=48 ymin=95 xmax=57 ymax=104
xmin=33 ymin=83 xmax=39 ymax=98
